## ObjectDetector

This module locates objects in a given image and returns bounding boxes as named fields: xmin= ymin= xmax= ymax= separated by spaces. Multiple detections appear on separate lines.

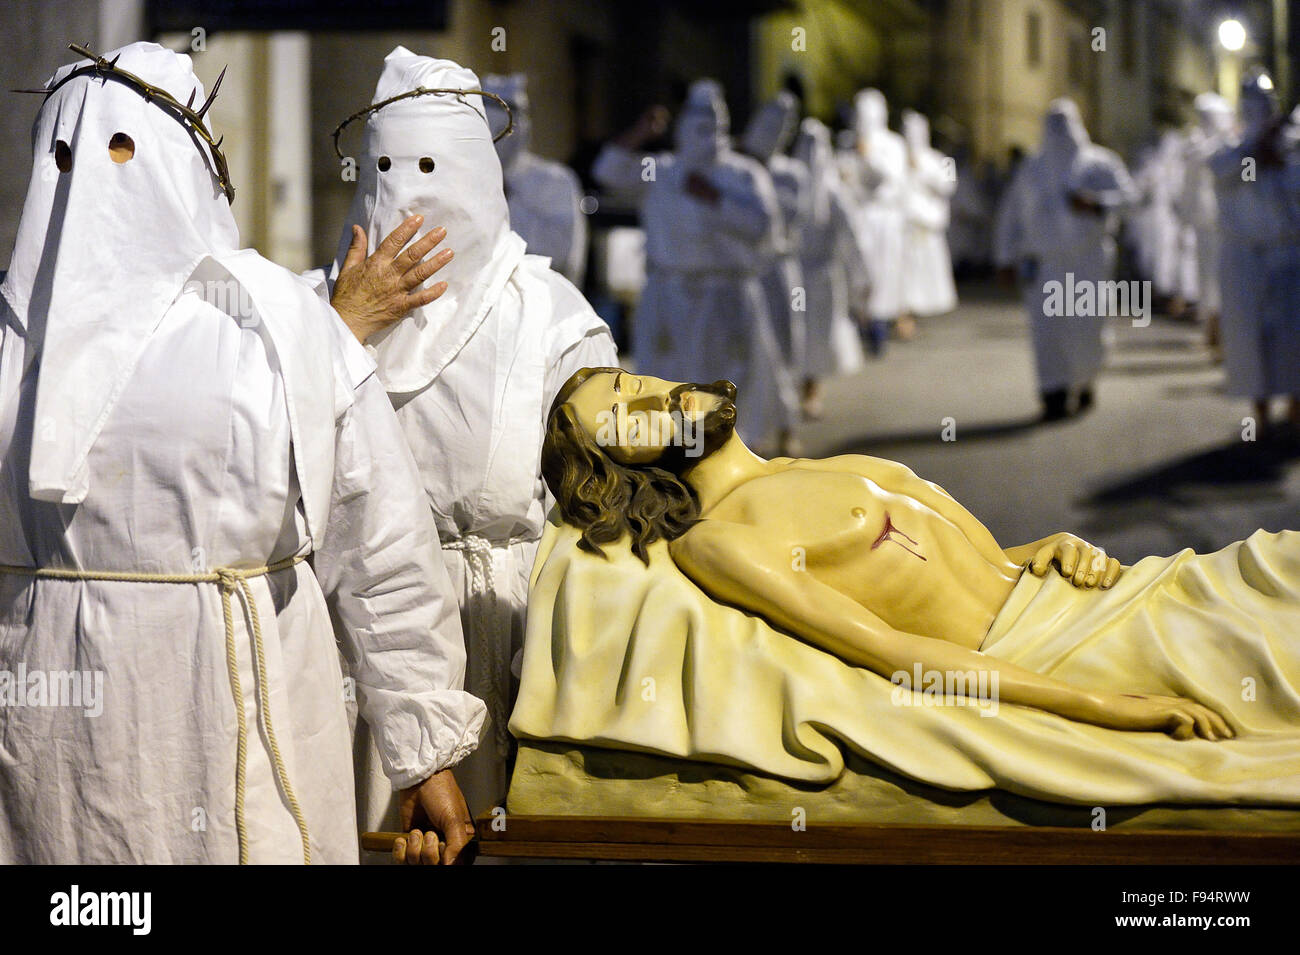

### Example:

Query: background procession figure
xmin=484 ymin=73 xmax=589 ymax=288
xmin=741 ymin=91 xmax=813 ymax=421
xmin=900 ymin=109 xmax=958 ymax=320
xmin=1208 ymin=73 xmax=1300 ymax=439
xmin=839 ymin=88 xmax=910 ymax=356
xmin=326 ymin=47 xmax=616 ymax=824
xmin=792 ymin=116 xmax=868 ymax=417
xmin=1176 ymin=92 xmax=1236 ymax=355
xmin=593 ymin=78 xmax=798 ymax=455
xmin=994 ymin=98 xmax=1136 ymax=422
xmin=0 ymin=42 xmax=485 ymax=864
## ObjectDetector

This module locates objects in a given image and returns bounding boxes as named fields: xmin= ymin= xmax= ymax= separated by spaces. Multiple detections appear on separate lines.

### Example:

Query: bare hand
xmin=1027 ymin=533 xmax=1122 ymax=589
xmin=616 ymin=105 xmax=671 ymax=150
xmin=393 ymin=769 xmax=477 ymax=865
xmin=1087 ymin=693 xmax=1234 ymax=741
xmin=330 ymin=214 xmax=452 ymax=344
xmin=685 ymin=171 xmax=721 ymax=204
xmin=1068 ymin=192 xmax=1104 ymax=215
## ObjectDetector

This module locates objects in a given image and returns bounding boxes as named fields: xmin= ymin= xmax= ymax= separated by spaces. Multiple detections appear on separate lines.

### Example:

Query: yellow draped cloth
xmin=510 ymin=520 xmax=1300 ymax=807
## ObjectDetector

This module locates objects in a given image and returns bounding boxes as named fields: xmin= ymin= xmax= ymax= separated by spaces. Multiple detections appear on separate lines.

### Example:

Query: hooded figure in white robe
xmin=1176 ymin=94 xmax=1235 ymax=322
xmin=329 ymin=48 xmax=616 ymax=819
xmin=792 ymin=118 xmax=868 ymax=382
xmin=1209 ymin=75 xmax=1300 ymax=428
xmin=1145 ymin=128 xmax=1198 ymax=307
xmin=592 ymin=79 xmax=797 ymax=451
xmin=994 ymin=98 xmax=1135 ymax=419
xmin=900 ymin=110 xmax=958 ymax=317
xmin=482 ymin=73 xmax=588 ymax=287
xmin=842 ymin=89 xmax=909 ymax=353
xmin=741 ymin=92 xmax=810 ymax=401
xmin=0 ymin=42 xmax=484 ymax=864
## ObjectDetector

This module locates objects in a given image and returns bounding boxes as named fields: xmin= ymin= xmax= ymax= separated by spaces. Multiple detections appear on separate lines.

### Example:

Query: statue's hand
xmin=1026 ymin=533 xmax=1121 ymax=589
xmin=1085 ymin=693 xmax=1234 ymax=741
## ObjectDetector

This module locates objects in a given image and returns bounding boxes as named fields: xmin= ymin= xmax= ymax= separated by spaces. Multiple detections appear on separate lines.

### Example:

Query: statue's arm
xmin=670 ymin=520 xmax=1228 ymax=740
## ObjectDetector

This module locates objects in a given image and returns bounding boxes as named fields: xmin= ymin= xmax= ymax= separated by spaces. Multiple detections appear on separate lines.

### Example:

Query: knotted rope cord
xmin=0 ymin=554 xmax=311 ymax=864
xmin=442 ymin=535 xmax=511 ymax=752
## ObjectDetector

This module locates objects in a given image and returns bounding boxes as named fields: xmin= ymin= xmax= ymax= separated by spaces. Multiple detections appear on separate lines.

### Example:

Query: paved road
xmin=796 ymin=282 xmax=1300 ymax=564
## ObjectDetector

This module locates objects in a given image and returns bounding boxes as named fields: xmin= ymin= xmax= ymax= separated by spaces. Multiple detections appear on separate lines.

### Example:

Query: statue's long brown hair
xmin=542 ymin=368 xmax=700 ymax=565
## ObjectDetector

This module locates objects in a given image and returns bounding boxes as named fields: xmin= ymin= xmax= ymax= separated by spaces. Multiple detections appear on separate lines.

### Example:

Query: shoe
xmin=867 ymin=320 xmax=889 ymax=357
xmin=1041 ymin=389 xmax=1069 ymax=422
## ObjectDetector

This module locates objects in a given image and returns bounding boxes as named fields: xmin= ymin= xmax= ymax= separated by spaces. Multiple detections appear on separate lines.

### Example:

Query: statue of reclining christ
xmin=540 ymin=367 xmax=1275 ymax=744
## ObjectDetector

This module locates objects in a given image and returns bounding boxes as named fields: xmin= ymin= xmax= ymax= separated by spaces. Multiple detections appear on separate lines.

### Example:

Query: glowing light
xmin=1218 ymin=19 xmax=1247 ymax=52
xmin=1258 ymin=74 xmax=1274 ymax=90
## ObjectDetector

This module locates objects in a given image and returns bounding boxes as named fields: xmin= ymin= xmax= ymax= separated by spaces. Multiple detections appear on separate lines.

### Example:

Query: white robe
xmin=1211 ymin=131 xmax=1300 ymax=398
xmin=902 ymin=145 xmax=958 ymax=316
xmin=843 ymin=126 xmax=909 ymax=321
xmin=503 ymin=151 xmax=588 ymax=287
xmin=350 ymin=256 xmax=617 ymax=822
xmin=794 ymin=120 xmax=869 ymax=379
xmin=0 ymin=263 xmax=484 ymax=864
xmin=593 ymin=142 xmax=797 ymax=447
xmin=1176 ymin=99 xmax=1235 ymax=316
xmin=758 ymin=155 xmax=810 ymax=384
xmin=994 ymin=114 xmax=1134 ymax=393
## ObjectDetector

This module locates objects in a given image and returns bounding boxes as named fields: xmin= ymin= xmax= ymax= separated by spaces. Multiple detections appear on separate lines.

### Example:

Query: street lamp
xmin=1218 ymin=18 xmax=1247 ymax=51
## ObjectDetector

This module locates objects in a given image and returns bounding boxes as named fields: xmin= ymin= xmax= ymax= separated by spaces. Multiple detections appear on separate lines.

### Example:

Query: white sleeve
xmin=542 ymin=274 xmax=619 ymax=405
xmin=314 ymin=372 xmax=487 ymax=789
xmin=593 ymin=143 xmax=655 ymax=199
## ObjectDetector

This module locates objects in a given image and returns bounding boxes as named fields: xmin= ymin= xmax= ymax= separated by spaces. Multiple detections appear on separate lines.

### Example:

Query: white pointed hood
xmin=482 ymin=72 xmax=529 ymax=173
xmin=331 ymin=47 xmax=523 ymax=396
xmin=1039 ymin=97 xmax=1089 ymax=184
xmin=853 ymin=88 xmax=889 ymax=142
xmin=675 ymin=79 xmax=730 ymax=170
xmin=902 ymin=109 xmax=931 ymax=153
xmin=793 ymin=116 xmax=834 ymax=222
xmin=1194 ymin=92 xmax=1234 ymax=137
xmin=742 ymin=91 xmax=799 ymax=162
xmin=0 ymin=41 xmax=239 ymax=504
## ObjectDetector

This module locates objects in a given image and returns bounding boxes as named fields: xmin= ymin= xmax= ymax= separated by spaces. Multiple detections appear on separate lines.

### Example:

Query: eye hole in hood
xmin=109 ymin=132 xmax=135 ymax=163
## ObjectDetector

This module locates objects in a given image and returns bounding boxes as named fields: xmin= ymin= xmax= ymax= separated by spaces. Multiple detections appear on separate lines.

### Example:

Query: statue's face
xmin=566 ymin=370 xmax=737 ymax=466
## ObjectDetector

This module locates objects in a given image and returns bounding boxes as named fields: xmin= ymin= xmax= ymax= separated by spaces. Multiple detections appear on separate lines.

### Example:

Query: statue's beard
xmin=657 ymin=380 xmax=738 ymax=473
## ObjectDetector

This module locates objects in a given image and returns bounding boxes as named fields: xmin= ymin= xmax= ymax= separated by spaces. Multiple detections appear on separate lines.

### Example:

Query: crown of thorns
xmin=331 ymin=86 xmax=514 ymax=160
xmin=15 ymin=43 xmax=235 ymax=203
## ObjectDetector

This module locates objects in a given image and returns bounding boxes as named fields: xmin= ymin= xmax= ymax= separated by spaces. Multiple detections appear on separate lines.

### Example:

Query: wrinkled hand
xmin=1026 ymin=533 xmax=1122 ymax=589
xmin=330 ymin=214 xmax=452 ymax=344
xmin=393 ymin=769 xmax=477 ymax=865
xmin=1088 ymin=693 xmax=1234 ymax=741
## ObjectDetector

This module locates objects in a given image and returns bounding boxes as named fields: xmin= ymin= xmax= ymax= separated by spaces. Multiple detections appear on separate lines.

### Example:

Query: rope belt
xmin=441 ymin=534 xmax=537 ymax=753
xmin=0 ymin=554 xmax=312 ymax=865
